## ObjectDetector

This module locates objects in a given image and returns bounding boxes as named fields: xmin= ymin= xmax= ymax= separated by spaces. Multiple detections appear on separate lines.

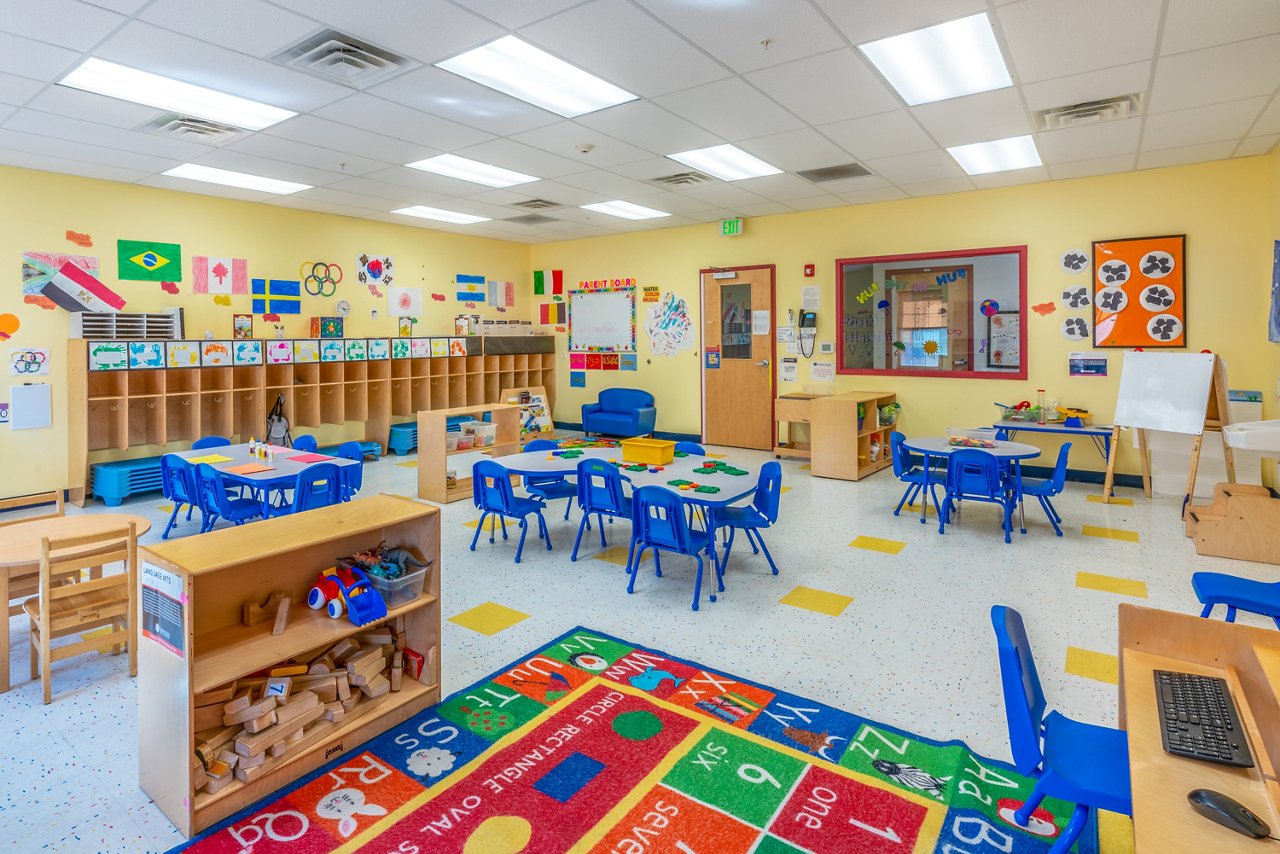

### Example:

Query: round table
xmin=0 ymin=513 xmax=151 ymax=693
xmin=899 ymin=437 xmax=1040 ymax=526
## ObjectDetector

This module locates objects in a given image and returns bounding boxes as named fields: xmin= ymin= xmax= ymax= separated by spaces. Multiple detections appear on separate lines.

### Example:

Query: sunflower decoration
xmin=922 ymin=340 xmax=939 ymax=355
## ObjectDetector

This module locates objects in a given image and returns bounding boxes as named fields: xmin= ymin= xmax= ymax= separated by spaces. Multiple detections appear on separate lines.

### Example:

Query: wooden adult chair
xmin=27 ymin=523 xmax=137 ymax=704
xmin=0 ymin=491 xmax=65 ymax=618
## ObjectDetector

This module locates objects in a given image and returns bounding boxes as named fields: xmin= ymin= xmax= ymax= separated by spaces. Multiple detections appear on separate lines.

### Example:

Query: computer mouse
xmin=1187 ymin=789 xmax=1270 ymax=839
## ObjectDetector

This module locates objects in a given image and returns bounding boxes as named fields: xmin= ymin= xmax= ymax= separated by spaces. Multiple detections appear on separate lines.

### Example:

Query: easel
xmin=1101 ymin=353 xmax=1235 ymax=513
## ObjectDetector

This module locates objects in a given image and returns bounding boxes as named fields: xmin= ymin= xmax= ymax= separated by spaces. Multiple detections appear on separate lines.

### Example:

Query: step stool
xmin=90 ymin=456 xmax=163 ymax=506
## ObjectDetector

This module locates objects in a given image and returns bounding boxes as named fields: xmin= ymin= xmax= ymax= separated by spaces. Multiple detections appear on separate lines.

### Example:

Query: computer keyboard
xmin=1155 ymin=670 xmax=1254 ymax=768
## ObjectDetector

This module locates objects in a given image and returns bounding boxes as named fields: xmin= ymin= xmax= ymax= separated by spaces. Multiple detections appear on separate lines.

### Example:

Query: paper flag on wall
xmin=251 ymin=278 xmax=301 ymax=315
xmin=539 ymin=302 xmax=566 ymax=324
xmin=193 ymin=256 xmax=248 ymax=295
xmin=533 ymin=270 xmax=563 ymax=295
xmin=22 ymin=251 xmax=98 ymax=310
xmin=357 ymin=254 xmax=393 ymax=295
xmin=456 ymin=274 xmax=486 ymax=303
xmin=43 ymin=261 xmax=126 ymax=312
xmin=487 ymin=280 xmax=515 ymax=308
xmin=387 ymin=286 xmax=423 ymax=317
xmin=118 ymin=239 xmax=182 ymax=282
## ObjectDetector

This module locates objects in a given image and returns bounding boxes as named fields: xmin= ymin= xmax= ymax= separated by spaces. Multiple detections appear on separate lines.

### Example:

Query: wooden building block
xmin=206 ymin=759 xmax=231 ymax=780
xmin=309 ymin=679 xmax=338 ymax=704
xmin=274 ymin=690 xmax=321 ymax=730
xmin=204 ymin=773 xmax=233 ymax=795
xmin=270 ymin=664 xmax=308 ymax=678
xmin=195 ymin=683 xmax=237 ymax=707
xmin=223 ymin=689 xmax=252 ymax=716
xmin=223 ymin=695 xmax=277 ymax=726
xmin=393 ymin=615 xmax=405 ymax=633
xmin=194 ymin=703 xmax=225 ymax=732
xmin=390 ymin=667 xmax=402 ymax=692
xmin=263 ymin=676 xmax=292 ymax=702
xmin=345 ymin=647 xmax=383 ymax=677
xmin=329 ymin=637 xmax=360 ymax=664
xmin=192 ymin=764 xmax=208 ymax=791
xmin=308 ymin=656 xmax=334 ymax=675
xmin=323 ymin=702 xmax=345 ymax=723
xmin=196 ymin=725 xmax=241 ymax=761
xmin=239 ymin=750 xmax=266 ymax=769
xmin=217 ymin=750 xmax=240 ymax=771
xmin=270 ymin=741 xmax=288 ymax=758
xmin=242 ymin=709 xmax=277 ymax=734
xmin=234 ymin=763 xmax=266 ymax=783
xmin=355 ymin=628 xmax=393 ymax=645
xmin=271 ymin=596 xmax=292 ymax=636
xmin=243 ymin=591 xmax=286 ymax=627
xmin=392 ymin=650 xmax=403 ymax=669
xmin=361 ymin=673 xmax=390 ymax=698
xmin=341 ymin=695 xmax=359 ymax=713
xmin=336 ymin=673 xmax=351 ymax=701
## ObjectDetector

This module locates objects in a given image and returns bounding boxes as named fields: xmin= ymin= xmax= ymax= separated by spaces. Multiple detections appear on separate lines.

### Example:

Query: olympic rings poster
xmin=9 ymin=347 xmax=50 ymax=376
xmin=300 ymin=260 xmax=343 ymax=297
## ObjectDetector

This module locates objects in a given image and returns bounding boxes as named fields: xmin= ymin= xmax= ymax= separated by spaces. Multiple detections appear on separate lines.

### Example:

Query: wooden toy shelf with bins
xmin=136 ymin=494 xmax=441 ymax=838
xmin=810 ymin=390 xmax=898 ymax=481
xmin=417 ymin=403 xmax=521 ymax=503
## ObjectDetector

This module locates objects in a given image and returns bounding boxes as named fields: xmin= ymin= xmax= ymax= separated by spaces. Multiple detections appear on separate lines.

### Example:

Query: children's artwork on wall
xmin=620 ymin=353 xmax=637 ymax=370
xmin=320 ymin=340 xmax=344 ymax=362
xmin=986 ymin=312 xmax=1021 ymax=369
xmin=430 ymin=338 xmax=449 ymax=357
xmin=9 ymin=347 xmax=49 ymax=376
xmin=213 ymin=295 xmax=231 ymax=306
xmin=391 ymin=338 xmax=410 ymax=359
xmin=294 ymin=340 xmax=319 ymax=363
xmin=1061 ymin=286 xmax=1090 ymax=310
xmin=166 ymin=341 xmax=201 ymax=368
xmin=449 ymin=338 xmax=468 ymax=356
xmin=397 ymin=317 xmax=414 ymax=337
xmin=193 ymin=256 xmax=248 ymax=294
xmin=117 ymin=239 xmax=181 ymax=282
xmin=1061 ymin=316 xmax=1090 ymax=341
xmin=569 ymin=353 xmax=586 ymax=369
xmin=160 ymin=281 xmax=179 ymax=294
xmin=1092 ymin=234 xmax=1186 ymax=347
xmin=233 ymin=340 xmax=263 ymax=365
xmin=367 ymin=338 xmax=389 ymax=360
xmin=387 ymin=286 xmax=423 ymax=317
xmin=0 ymin=400 xmax=8 ymax=423
xmin=1060 ymin=248 xmax=1088 ymax=273
xmin=487 ymin=280 xmax=515 ymax=307
xmin=89 ymin=341 xmax=127 ymax=371
xmin=569 ymin=286 xmax=636 ymax=353
xmin=201 ymin=341 xmax=232 ymax=366
xmin=65 ymin=230 xmax=92 ymax=247
xmin=21 ymin=251 xmax=97 ymax=310
xmin=1270 ymin=240 xmax=1280 ymax=343
xmin=533 ymin=270 xmax=563 ymax=295
xmin=569 ymin=370 xmax=586 ymax=387
xmin=455 ymin=274 xmax=486 ymax=303
xmin=251 ymin=278 xmax=302 ymax=315
xmin=539 ymin=302 xmax=566 ymax=324
xmin=0 ymin=313 xmax=18 ymax=341
xmin=645 ymin=291 xmax=693 ymax=356
xmin=356 ymin=254 xmax=393 ymax=295
xmin=39 ymin=259 xmax=125 ymax=313
xmin=1031 ymin=301 xmax=1056 ymax=316
xmin=128 ymin=341 xmax=164 ymax=368
xmin=311 ymin=316 xmax=343 ymax=338
xmin=345 ymin=338 xmax=368 ymax=361
xmin=267 ymin=340 xmax=294 ymax=364
xmin=410 ymin=338 xmax=429 ymax=358
xmin=233 ymin=314 xmax=253 ymax=339
xmin=300 ymin=261 xmax=342 ymax=297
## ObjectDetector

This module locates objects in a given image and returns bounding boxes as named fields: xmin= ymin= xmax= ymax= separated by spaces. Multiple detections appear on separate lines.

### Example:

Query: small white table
xmin=900 ymin=437 xmax=1041 ymax=528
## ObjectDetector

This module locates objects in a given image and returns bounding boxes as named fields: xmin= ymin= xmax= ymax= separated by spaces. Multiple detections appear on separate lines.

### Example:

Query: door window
xmin=720 ymin=283 xmax=752 ymax=359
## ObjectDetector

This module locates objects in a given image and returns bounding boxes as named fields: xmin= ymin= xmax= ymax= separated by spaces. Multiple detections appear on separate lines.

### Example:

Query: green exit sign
xmin=721 ymin=217 xmax=744 ymax=237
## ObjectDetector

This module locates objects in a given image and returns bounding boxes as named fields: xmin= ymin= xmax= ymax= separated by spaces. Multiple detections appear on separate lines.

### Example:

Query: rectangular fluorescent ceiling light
xmin=162 ymin=163 xmax=311 ymax=194
xmin=947 ymin=135 xmax=1041 ymax=175
xmin=392 ymin=205 xmax=491 ymax=224
xmin=406 ymin=154 xmax=538 ymax=188
xmin=581 ymin=200 xmax=669 ymax=220
xmin=436 ymin=35 xmax=637 ymax=118
xmin=858 ymin=13 xmax=1011 ymax=106
xmin=59 ymin=58 xmax=295 ymax=131
xmin=666 ymin=144 xmax=782 ymax=181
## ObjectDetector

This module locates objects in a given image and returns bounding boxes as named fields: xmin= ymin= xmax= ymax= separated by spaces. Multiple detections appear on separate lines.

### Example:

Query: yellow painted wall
xmin=532 ymin=157 xmax=1278 ymax=478
xmin=0 ymin=165 xmax=532 ymax=493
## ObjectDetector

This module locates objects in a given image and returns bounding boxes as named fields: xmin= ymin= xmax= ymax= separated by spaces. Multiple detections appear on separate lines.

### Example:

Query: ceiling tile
xmin=1021 ymin=62 xmax=1152 ymax=112
xmin=0 ymin=104 xmax=13 ymax=124
xmin=1148 ymin=35 xmax=1280 ymax=113
xmin=456 ymin=0 xmax=585 ymax=29
xmin=0 ymin=148 xmax=150 ymax=182
xmin=734 ymin=201 xmax=795 ymax=217
xmin=899 ymin=177 xmax=976 ymax=197
xmin=188 ymin=148 xmax=349 ymax=186
xmin=289 ymin=186 xmax=391 ymax=212
xmin=805 ymin=173 xmax=892 ymax=195
xmin=835 ymin=186 xmax=909 ymax=205
xmin=671 ymin=182 xmax=768 ymax=209
xmin=267 ymin=0 xmax=501 ymax=65
xmin=140 ymin=0 xmax=319 ymax=59
xmin=608 ymin=156 xmax=697 ymax=181
xmin=1162 ymin=0 xmax=1280 ymax=55
xmin=0 ymin=0 xmax=124 ymax=51
xmin=910 ymin=88 xmax=1032 ymax=148
xmin=364 ymin=164 xmax=495 ymax=197
xmin=863 ymin=149 xmax=965 ymax=184
xmin=22 ymin=86 xmax=165 ymax=128
xmin=813 ymin=0 xmax=987 ymax=46
xmin=524 ymin=0 xmax=729 ymax=98
xmin=732 ymin=172 xmax=835 ymax=202
xmin=785 ymin=195 xmax=848 ymax=212
xmin=654 ymin=78 xmax=805 ymax=142
xmin=263 ymin=196 xmax=373 ymax=219
xmin=1235 ymin=135 xmax=1278 ymax=157
xmin=1254 ymin=97 xmax=1280 ymax=136
xmin=4 ymin=108 xmax=212 ymax=160
xmin=225 ymin=134 xmax=391 ymax=177
xmin=0 ymin=127 xmax=178 ymax=172
xmin=265 ymin=115 xmax=438 ymax=165
xmin=555 ymin=169 xmax=660 ymax=198
xmin=576 ymin=101 xmax=721 ymax=156
xmin=472 ymin=179 xmax=603 ymax=207
xmin=1048 ymin=154 xmax=1136 ymax=180
xmin=325 ymin=176 xmax=437 ymax=205
xmin=311 ymin=93 xmax=495 ymax=151
xmin=454 ymin=138 xmax=590 ymax=178
xmin=510 ymin=120 xmax=653 ymax=167
xmin=0 ymin=32 xmax=82 ymax=82
xmin=969 ymin=166 xmax=1050 ymax=189
xmin=1036 ymin=118 xmax=1142 ymax=164
xmin=818 ymin=110 xmax=937 ymax=160
xmin=1142 ymin=98 xmax=1268 ymax=151
xmin=82 ymin=0 xmax=150 ymax=12
xmin=95 ymin=21 xmax=351 ymax=112
xmin=1137 ymin=141 xmax=1238 ymax=170
xmin=738 ymin=127 xmax=859 ymax=172
xmin=998 ymin=0 xmax=1163 ymax=83
xmin=633 ymin=0 xmax=846 ymax=73
xmin=0 ymin=71 xmax=47 ymax=106
xmin=137 ymin=174 xmax=277 ymax=203
xmin=745 ymin=50 xmax=900 ymax=125
xmin=622 ymin=191 xmax=720 ymax=217
xmin=369 ymin=66 xmax=561 ymax=136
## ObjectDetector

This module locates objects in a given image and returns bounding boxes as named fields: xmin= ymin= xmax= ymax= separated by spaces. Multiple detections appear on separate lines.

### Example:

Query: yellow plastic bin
xmin=621 ymin=437 xmax=675 ymax=465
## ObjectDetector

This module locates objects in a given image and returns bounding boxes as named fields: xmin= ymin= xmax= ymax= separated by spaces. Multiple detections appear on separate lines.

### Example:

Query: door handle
xmin=756 ymin=360 xmax=770 ymax=367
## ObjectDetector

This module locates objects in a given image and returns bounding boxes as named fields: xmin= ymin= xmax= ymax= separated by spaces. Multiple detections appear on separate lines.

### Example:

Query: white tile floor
xmin=2 ymin=444 xmax=1275 ymax=852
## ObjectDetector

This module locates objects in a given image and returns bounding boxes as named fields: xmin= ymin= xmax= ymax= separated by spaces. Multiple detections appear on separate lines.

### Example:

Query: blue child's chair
xmin=716 ymin=461 xmax=782 ymax=577
xmin=191 ymin=436 xmax=231 ymax=450
xmin=674 ymin=441 xmax=705 ymax=456
xmin=890 ymin=432 xmax=943 ymax=520
xmin=292 ymin=434 xmax=318 ymax=453
xmin=571 ymin=458 xmax=632 ymax=561
xmin=471 ymin=459 xmax=551 ymax=563
xmin=335 ymin=441 xmax=365 ymax=501
xmin=293 ymin=462 xmax=343 ymax=513
xmin=522 ymin=438 xmax=576 ymax=520
xmin=627 ymin=486 xmax=715 ymax=611
xmin=1192 ymin=574 xmax=1280 ymax=628
xmin=991 ymin=606 xmax=1132 ymax=853
xmin=160 ymin=455 xmax=202 ymax=538
xmin=195 ymin=463 xmax=263 ymax=532
xmin=943 ymin=449 xmax=1015 ymax=543
xmin=582 ymin=388 xmax=656 ymax=437
xmin=1019 ymin=443 xmax=1071 ymax=536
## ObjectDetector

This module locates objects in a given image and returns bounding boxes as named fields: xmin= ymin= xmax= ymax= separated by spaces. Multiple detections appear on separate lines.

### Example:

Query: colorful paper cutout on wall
xmin=160 ymin=281 xmax=179 ymax=294
xmin=1031 ymin=301 xmax=1056 ymax=316
xmin=267 ymin=340 xmax=294 ymax=364
xmin=9 ymin=347 xmax=49 ymax=376
xmin=193 ymin=256 xmax=248 ymax=295
xmin=392 ymin=338 xmax=410 ymax=359
xmin=1061 ymin=286 xmax=1090 ymax=310
xmin=1062 ymin=316 xmax=1090 ymax=341
xmin=65 ymin=230 xmax=92 ymax=247
xmin=234 ymin=340 xmax=263 ymax=365
xmin=201 ymin=341 xmax=232 ymax=366
xmin=586 ymin=353 xmax=602 ymax=370
xmin=430 ymin=338 xmax=449 ymax=357
xmin=320 ymin=340 xmax=345 ymax=362
xmin=118 ymin=239 xmax=181 ymax=282
xmin=368 ymin=338 xmax=390 ymax=360
xmin=449 ymin=338 xmax=468 ymax=356
xmin=128 ymin=341 xmax=164 ymax=369
xmin=645 ymin=291 xmax=693 ymax=356
xmin=410 ymin=338 xmax=429 ymax=358
xmin=534 ymin=270 xmax=563 ymax=295
xmin=46 ymin=261 xmax=126 ymax=313
xmin=294 ymin=340 xmax=319 ymax=363
xmin=345 ymin=339 xmax=368 ymax=361
xmin=21 ymin=251 xmax=99 ymax=311
xmin=569 ymin=370 xmax=586 ymax=387
xmin=88 ymin=341 xmax=127 ymax=371
xmin=0 ymin=314 xmax=19 ymax=341
xmin=357 ymin=254 xmax=393 ymax=295
xmin=540 ymin=302 xmax=566 ymax=324
xmin=456 ymin=274 xmax=486 ymax=303
xmin=620 ymin=353 xmax=637 ymax=371
xmin=1060 ymin=248 xmax=1088 ymax=273
xmin=488 ymin=280 xmax=515 ymax=307
xmin=166 ymin=341 xmax=201 ymax=368
xmin=570 ymin=353 xmax=586 ymax=369
xmin=213 ymin=294 xmax=231 ymax=306
xmin=601 ymin=353 xmax=619 ymax=370
xmin=387 ymin=286 xmax=423 ymax=317
xmin=431 ymin=293 xmax=446 ymax=302
xmin=1093 ymin=234 xmax=1186 ymax=348
xmin=251 ymin=278 xmax=301 ymax=315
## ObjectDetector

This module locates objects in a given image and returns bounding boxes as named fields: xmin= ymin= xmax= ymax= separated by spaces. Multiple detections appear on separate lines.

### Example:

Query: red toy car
xmin=307 ymin=565 xmax=387 ymax=625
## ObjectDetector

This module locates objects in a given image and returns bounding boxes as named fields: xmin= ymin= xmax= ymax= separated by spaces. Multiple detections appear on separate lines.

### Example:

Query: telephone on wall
xmin=799 ymin=310 xmax=817 ymax=328
xmin=798 ymin=309 xmax=817 ymax=356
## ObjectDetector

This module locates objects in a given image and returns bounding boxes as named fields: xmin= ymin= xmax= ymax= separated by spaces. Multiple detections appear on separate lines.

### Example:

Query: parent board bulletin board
xmin=568 ymin=286 xmax=636 ymax=353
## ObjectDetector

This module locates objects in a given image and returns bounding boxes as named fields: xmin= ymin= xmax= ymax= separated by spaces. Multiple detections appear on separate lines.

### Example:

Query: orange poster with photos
xmin=1092 ymin=234 xmax=1186 ymax=347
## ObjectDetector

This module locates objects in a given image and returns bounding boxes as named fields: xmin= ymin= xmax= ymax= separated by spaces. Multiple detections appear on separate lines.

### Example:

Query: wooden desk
xmin=1119 ymin=604 xmax=1280 ymax=851
xmin=0 ymin=513 xmax=152 ymax=693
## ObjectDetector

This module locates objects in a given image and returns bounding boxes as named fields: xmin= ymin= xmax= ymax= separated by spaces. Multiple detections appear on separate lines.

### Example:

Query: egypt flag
xmin=251 ymin=278 xmax=301 ymax=314
xmin=193 ymin=256 xmax=248 ymax=294
xmin=533 ymin=269 xmax=563 ymax=295
xmin=42 ymin=261 xmax=126 ymax=312
xmin=118 ymin=239 xmax=182 ymax=281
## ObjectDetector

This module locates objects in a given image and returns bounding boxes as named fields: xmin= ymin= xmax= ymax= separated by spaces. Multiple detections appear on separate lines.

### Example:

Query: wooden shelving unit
xmin=66 ymin=337 xmax=555 ymax=505
xmin=137 ymin=495 xmax=440 ymax=838
xmin=417 ymin=403 xmax=521 ymax=503
xmin=773 ymin=392 xmax=828 ymax=459
xmin=809 ymin=390 xmax=898 ymax=481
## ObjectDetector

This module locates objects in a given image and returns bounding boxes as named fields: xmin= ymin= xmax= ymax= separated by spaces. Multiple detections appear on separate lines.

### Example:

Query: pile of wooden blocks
xmin=192 ymin=617 xmax=430 ymax=796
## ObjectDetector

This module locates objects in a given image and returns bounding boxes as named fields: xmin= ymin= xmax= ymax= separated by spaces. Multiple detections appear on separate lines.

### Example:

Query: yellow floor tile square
xmin=850 ymin=535 xmax=906 ymax=555
xmin=905 ymin=501 xmax=938 ymax=516
xmin=706 ymin=452 xmax=726 ymax=459
xmin=800 ymin=464 xmax=811 ymax=471
xmin=780 ymin=486 xmax=792 ymax=494
xmin=1087 ymin=494 xmax=1134 ymax=506
xmin=464 ymin=517 xmax=506 ymax=533
xmin=156 ymin=504 xmax=174 ymax=513
xmin=594 ymin=544 xmax=651 ymax=566
xmin=396 ymin=460 xmax=417 ymax=468
xmin=1082 ymin=524 xmax=1139 ymax=543
xmin=780 ymin=585 xmax=854 ymax=617
xmin=1098 ymin=810 xmax=1135 ymax=854
xmin=1065 ymin=646 xmax=1119 ymax=684
xmin=449 ymin=602 xmax=530 ymax=636
xmin=1076 ymin=571 xmax=1148 ymax=598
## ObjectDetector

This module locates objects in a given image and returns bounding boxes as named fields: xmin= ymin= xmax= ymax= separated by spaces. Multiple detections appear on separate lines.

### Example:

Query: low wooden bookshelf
xmin=417 ymin=403 xmax=520 ymax=503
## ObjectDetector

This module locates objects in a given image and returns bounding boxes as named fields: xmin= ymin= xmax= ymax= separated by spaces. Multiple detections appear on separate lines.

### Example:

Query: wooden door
xmin=702 ymin=266 xmax=774 ymax=449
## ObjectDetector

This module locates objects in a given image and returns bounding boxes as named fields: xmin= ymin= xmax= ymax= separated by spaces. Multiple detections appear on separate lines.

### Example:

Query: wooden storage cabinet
xmin=773 ymin=393 xmax=825 ymax=459
xmin=137 ymin=495 xmax=441 ymax=838
xmin=418 ymin=404 xmax=520 ymax=503
xmin=809 ymin=391 xmax=898 ymax=481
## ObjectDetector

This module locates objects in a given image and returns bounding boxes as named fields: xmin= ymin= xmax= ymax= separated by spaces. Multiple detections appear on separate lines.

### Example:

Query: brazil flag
xmin=117 ymin=239 xmax=182 ymax=282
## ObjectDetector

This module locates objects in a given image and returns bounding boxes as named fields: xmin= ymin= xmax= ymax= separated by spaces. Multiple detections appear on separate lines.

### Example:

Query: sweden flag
xmin=251 ymin=278 xmax=301 ymax=314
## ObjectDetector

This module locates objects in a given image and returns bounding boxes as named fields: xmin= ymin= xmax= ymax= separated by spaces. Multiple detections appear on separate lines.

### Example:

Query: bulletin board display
xmin=1092 ymin=234 xmax=1186 ymax=348
xmin=568 ymin=287 xmax=636 ymax=353
xmin=986 ymin=311 xmax=1021 ymax=369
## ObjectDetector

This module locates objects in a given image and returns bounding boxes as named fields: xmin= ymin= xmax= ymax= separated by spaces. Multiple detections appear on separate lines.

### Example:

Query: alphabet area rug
xmin=175 ymin=627 xmax=1101 ymax=853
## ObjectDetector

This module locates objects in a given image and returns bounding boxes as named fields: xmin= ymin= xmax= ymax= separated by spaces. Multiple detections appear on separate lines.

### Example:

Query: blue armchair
xmin=581 ymin=388 xmax=656 ymax=437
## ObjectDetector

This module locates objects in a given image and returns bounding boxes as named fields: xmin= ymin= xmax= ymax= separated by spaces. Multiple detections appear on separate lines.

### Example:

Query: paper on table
xmin=224 ymin=462 xmax=274 ymax=475
xmin=185 ymin=454 xmax=233 ymax=464
xmin=288 ymin=453 xmax=333 ymax=463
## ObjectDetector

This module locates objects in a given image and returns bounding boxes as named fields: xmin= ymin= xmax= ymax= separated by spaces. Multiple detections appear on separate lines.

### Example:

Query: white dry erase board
xmin=1113 ymin=351 xmax=1214 ymax=435
xmin=568 ymin=287 xmax=636 ymax=353
xmin=10 ymin=383 xmax=52 ymax=430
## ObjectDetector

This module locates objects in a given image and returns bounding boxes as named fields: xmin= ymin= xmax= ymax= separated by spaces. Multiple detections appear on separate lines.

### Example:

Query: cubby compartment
xmin=430 ymin=359 xmax=449 ymax=378
xmin=448 ymin=375 xmax=466 ymax=408
xmin=87 ymin=399 xmax=127 ymax=451
xmin=391 ymin=359 xmax=412 ymax=379
xmin=233 ymin=366 xmax=262 ymax=390
xmin=265 ymin=364 xmax=293 ymax=388
xmin=129 ymin=370 xmax=165 ymax=397
xmin=165 ymin=394 xmax=200 ymax=443
xmin=127 ymin=398 xmax=165 ymax=445
xmin=410 ymin=358 xmax=430 ymax=378
xmin=484 ymin=355 xmax=499 ymax=373
xmin=167 ymin=369 xmax=200 ymax=394
xmin=499 ymin=354 xmax=515 ymax=372
xmin=368 ymin=360 xmax=390 ymax=381
xmin=232 ymin=389 xmax=263 ymax=440
xmin=466 ymin=374 xmax=484 ymax=406
xmin=391 ymin=379 xmax=412 ymax=416
xmin=344 ymin=383 xmax=368 ymax=422
xmin=485 ymin=374 xmax=499 ymax=402
xmin=319 ymin=362 xmax=344 ymax=385
xmin=411 ymin=378 xmax=430 ymax=412
xmin=466 ymin=356 xmax=484 ymax=374
xmin=344 ymin=362 xmax=368 ymax=382
xmin=293 ymin=363 xmax=319 ymax=386
xmin=88 ymin=371 xmax=126 ymax=399
xmin=320 ymin=384 xmax=345 ymax=424
xmin=199 ymin=392 xmax=234 ymax=439
xmin=201 ymin=367 xmax=232 ymax=392
xmin=293 ymin=385 xmax=321 ymax=428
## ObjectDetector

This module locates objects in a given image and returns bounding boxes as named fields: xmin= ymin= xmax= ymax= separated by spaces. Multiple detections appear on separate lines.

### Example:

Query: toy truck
xmin=307 ymin=566 xmax=387 ymax=626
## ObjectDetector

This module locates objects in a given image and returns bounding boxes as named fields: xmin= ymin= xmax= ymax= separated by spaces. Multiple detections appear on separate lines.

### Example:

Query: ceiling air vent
xmin=510 ymin=199 xmax=563 ymax=211
xmin=796 ymin=163 xmax=872 ymax=183
xmin=142 ymin=115 xmax=242 ymax=144
xmin=275 ymin=30 xmax=414 ymax=88
xmin=1033 ymin=93 xmax=1144 ymax=131
xmin=505 ymin=214 xmax=560 ymax=225
xmin=650 ymin=171 xmax=714 ymax=188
